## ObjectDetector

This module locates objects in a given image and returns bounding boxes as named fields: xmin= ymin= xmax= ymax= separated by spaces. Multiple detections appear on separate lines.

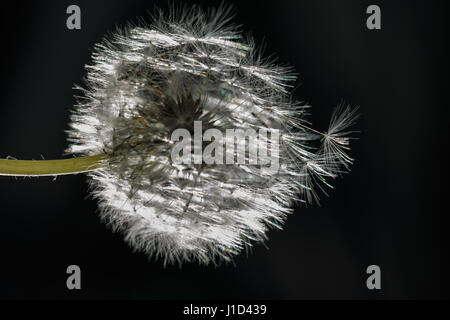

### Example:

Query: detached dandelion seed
xmin=0 ymin=4 xmax=358 ymax=265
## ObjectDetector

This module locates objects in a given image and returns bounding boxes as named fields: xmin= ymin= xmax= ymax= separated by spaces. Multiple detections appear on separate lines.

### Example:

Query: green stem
xmin=0 ymin=154 xmax=107 ymax=177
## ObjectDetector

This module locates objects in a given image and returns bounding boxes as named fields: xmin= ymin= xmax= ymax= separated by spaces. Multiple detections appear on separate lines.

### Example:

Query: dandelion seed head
xmin=66 ymin=4 xmax=357 ymax=265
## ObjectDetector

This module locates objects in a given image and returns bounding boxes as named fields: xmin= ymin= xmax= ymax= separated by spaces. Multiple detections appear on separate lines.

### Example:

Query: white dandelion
xmin=0 ymin=4 xmax=358 ymax=266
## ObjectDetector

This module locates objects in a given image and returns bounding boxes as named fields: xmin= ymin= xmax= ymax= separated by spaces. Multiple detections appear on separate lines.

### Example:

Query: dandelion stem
xmin=0 ymin=154 xmax=107 ymax=177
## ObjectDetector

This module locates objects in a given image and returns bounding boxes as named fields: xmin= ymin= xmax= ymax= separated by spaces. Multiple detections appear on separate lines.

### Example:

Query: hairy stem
xmin=0 ymin=154 xmax=107 ymax=177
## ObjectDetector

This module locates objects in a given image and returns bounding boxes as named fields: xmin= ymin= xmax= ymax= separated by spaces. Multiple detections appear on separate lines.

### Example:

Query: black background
xmin=0 ymin=0 xmax=447 ymax=299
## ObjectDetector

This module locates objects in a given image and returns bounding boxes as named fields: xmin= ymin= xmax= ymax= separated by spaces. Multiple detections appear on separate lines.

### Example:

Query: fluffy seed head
xmin=66 ymin=4 xmax=358 ymax=265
